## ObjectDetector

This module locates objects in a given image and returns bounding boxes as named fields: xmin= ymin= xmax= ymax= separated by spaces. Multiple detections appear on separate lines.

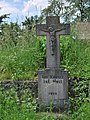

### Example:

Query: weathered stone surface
xmin=36 ymin=16 xmax=70 ymax=68
xmin=36 ymin=16 xmax=70 ymax=111
xmin=38 ymin=68 xmax=68 ymax=110
xmin=76 ymin=22 xmax=90 ymax=40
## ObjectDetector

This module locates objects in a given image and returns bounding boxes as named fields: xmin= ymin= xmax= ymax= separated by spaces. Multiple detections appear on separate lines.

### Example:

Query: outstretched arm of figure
xmin=55 ymin=28 xmax=66 ymax=32
xmin=41 ymin=29 xmax=49 ymax=32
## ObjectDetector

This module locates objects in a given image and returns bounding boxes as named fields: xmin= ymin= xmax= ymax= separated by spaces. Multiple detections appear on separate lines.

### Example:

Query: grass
xmin=0 ymin=32 xmax=45 ymax=80
xmin=0 ymin=46 xmax=40 ymax=80
xmin=0 ymin=23 xmax=90 ymax=80
xmin=0 ymin=87 xmax=90 ymax=120
xmin=0 ymin=22 xmax=90 ymax=120
xmin=60 ymin=36 xmax=90 ymax=79
xmin=69 ymin=102 xmax=90 ymax=120
xmin=0 ymin=87 xmax=67 ymax=120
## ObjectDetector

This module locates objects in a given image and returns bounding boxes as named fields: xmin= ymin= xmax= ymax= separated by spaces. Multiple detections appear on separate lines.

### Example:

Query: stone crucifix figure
xmin=36 ymin=16 xmax=70 ymax=68
xmin=41 ymin=25 xmax=66 ymax=55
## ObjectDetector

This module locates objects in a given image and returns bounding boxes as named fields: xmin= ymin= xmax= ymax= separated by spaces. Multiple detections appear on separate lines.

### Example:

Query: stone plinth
xmin=38 ymin=68 xmax=68 ymax=110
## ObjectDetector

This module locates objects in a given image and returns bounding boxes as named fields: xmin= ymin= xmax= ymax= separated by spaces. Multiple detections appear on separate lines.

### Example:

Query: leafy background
xmin=0 ymin=1 xmax=90 ymax=118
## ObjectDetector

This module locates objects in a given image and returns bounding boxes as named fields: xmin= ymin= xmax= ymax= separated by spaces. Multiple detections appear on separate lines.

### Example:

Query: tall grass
xmin=0 ymin=87 xmax=90 ymax=120
xmin=0 ymin=22 xmax=90 ymax=80
xmin=0 ymin=22 xmax=90 ymax=120
xmin=0 ymin=23 xmax=46 ymax=80
xmin=0 ymin=87 xmax=69 ymax=120
xmin=60 ymin=36 xmax=90 ymax=79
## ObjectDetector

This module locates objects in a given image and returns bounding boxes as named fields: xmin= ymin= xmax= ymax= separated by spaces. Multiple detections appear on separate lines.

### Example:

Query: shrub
xmin=69 ymin=102 xmax=90 ymax=120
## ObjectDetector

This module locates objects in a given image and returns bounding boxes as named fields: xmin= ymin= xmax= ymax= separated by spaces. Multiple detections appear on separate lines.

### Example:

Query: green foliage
xmin=0 ymin=10 xmax=90 ymax=120
xmin=0 ymin=21 xmax=90 ymax=81
xmin=0 ymin=87 xmax=67 ymax=120
xmin=0 ymin=87 xmax=37 ymax=120
xmin=68 ymin=78 xmax=89 ymax=113
xmin=66 ymin=0 xmax=90 ymax=22
xmin=69 ymin=102 xmax=90 ymax=120
xmin=42 ymin=0 xmax=63 ymax=16
xmin=41 ymin=0 xmax=64 ymax=20
xmin=0 ymin=21 xmax=90 ymax=115
xmin=0 ymin=22 xmax=46 ymax=80
xmin=22 ymin=15 xmax=39 ymax=30
xmin=60 ymin=36 xmax=90 ymax=79
xmin=0 ymin=86 xmax=90 ymax=120
xmin=42 ymin=0 xmax=90 ymax=22
xmin=60 ymin=33 xmax=90 ymax=114
xmin=0 ymin=7 xmax=10 ymax=24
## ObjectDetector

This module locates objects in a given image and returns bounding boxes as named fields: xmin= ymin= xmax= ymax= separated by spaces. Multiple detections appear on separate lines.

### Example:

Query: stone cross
xmin=36 ymin=16 xmax=70 ymax=68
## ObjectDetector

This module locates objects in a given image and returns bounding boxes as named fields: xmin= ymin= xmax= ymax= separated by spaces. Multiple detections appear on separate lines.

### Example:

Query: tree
xmin=41 ymin=0 xmax=90 ymax=22
xmin=41 ymin=0 xmax=64 ymax=17
xmin=0 ymin=8 xmax=10 ymax=35
xmin=22 ymin=15 xmax=40 ymax=30
xmin=65 ymin=0 xmax=90 ymax=22
xmin=0 ymin=7 xmax=10 ymax=34
xmin=0 ymin=22 xmax=22 ymax=45
xmin=0 ymin=8 xmax=10 ymax=24
xmin=0 ymin=14 xmax=10 ymax=23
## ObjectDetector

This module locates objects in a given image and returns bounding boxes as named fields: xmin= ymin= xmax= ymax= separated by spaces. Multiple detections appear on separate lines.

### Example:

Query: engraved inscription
xmin=43 ymin=78 xmax=50 ymax=83
xmin=42 ymin=78 xmax=64 ymax=99
xmin=42 ymin=78 xmax=63 ymax=84
xmin=53 ymin=79 xmax=63 ymax=83
xmin=49 ymin=92 xmax=57 ymax=95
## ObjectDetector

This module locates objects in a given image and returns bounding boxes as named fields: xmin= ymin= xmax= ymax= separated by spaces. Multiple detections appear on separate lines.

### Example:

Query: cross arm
xmin=57 ymin=24 xmax=70 ymax=35
xmin=36 ymin=24 xmax=47 ymax=36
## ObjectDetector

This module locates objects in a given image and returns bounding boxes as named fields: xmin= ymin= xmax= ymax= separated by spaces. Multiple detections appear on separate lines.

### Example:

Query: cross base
xmin=38 ymin=68 xmax=68 ymax=112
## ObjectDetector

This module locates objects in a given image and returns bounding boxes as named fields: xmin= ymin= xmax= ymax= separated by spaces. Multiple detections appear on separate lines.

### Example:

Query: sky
xmin=0 ymin=0 xmax=48 ymax=23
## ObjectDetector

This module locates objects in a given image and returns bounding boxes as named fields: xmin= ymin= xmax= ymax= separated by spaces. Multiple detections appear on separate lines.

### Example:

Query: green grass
xmin=0 ymin=88 xmax=67 ymax=120
xmin=0 ymin=87 xmax=90 ymax=120
xmin=0 ymin=46 xmax=41 ymax=80
xmin=0 ymin=36 xmax=90 ymax=80
xmin=0 ymin=19 xmax=90 ymax=120
xmin=0 ymin=23 xmax=90 ymax=80
xmin=69 ymin=102 xmax=90 ymax=120
xmin=60 ymin=36 xmax=90 ymax=79
xmin=0 ymin=23 xmax=46 ymax=80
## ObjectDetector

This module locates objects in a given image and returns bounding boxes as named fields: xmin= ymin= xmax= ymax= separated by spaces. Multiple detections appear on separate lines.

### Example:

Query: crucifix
xmin=36 ymin=16 xmax=70 ymax=68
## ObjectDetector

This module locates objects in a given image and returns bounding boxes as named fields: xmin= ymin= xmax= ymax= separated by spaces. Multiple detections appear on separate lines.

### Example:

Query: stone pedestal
xmin=38 ymin=68 xmax=68 ymax=111
xmin=36 ymin=16 xmax=70 ymax=111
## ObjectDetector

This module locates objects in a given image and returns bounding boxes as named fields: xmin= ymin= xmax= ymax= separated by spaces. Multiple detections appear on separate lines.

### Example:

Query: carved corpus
xmin=36 ymin=16 xmax=70 ymax=68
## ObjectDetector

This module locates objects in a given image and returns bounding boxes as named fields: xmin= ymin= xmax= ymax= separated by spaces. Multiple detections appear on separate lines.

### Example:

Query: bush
xmin=69 ymin=102 xmax=90 ymax=120
xmin=0 ymin=23 xmax=46 ymax=80
xmin=60 ymin=36 xmax=90 ymax=79
xmin=0 ymin=87 xmax=67 ymax=120
xmin=0 ymin=87 xmax=37 ymax=120
xmin=0 ymin=22 xmax=90 ymax=80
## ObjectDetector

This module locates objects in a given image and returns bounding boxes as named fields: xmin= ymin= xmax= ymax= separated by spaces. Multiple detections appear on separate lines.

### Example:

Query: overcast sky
xmin=0 ymin=0 xmax=48 ymax=23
